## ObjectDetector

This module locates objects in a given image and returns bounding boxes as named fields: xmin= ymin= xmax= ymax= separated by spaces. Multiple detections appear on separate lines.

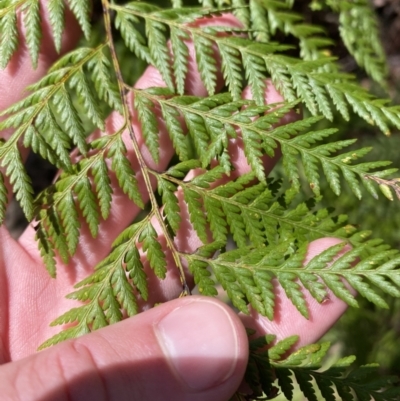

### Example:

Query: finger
xmin=240 ymin=237 xmax=353 ymax=348
xmin=1 ymin=296 xmax=248 ymax=401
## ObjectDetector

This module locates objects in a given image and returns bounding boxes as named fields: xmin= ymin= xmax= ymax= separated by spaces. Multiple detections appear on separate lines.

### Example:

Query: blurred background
xmin=6 ymin=0 xmax=400 ymax=384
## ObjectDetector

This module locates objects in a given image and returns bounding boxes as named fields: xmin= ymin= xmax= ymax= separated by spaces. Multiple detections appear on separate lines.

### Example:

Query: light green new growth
xmin=1 ymin=0 xmax=400 ymax=400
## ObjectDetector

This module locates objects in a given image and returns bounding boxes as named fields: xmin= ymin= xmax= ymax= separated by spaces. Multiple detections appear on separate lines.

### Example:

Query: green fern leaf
xmin=139 ymin=223 xmax=167 ymax=279
xmin=193 ymin=33 xmax=217 ymax=95
xmin=242 ymin=51 xmax=266 ymax=105
xmin=218 ymin=43 xmax=243 ymax=101
xmin=183 ymin=187 xmax=208 ymax=243
xmin=160 ymin=102 xmax=189 ymax=161
xmin=1 ymin=146 xmax=34 ymax=219
xmin=52 ymin=86 xmax=88 ymax=156
xmin=241 ymin=128 xmax=266 ymax=182
xmin=249 ymin=0 xmax=269 ymax=42
xmin=88 ymin=50 xmax=123 ymax=113
xmin=114 ymin=10 xmax=152 ymax=64
xmin=170 ymin=26 xmax=189 ymax=95
xmin=57 ymin=190 xmax=80 ymax=256
xmin=69 ymin=69 xmax=105 ymax=131
xmin=75 ymin=176 xmax=99 ymax=238
xmin=166 ymin=159 xmax=202 ymax=178
xmin=38 ymin=324 xmax=89 ymax=350
xmin=111 ymin=265 xmax=138 ymax=317
xmin=41 ymin=105 xmax=72 ymax=171
xmin=23 ymin=125 xmax=60 ymax=168
xmin=188 ymin=259 xmax=218 ymax=296
xmin=102 ymin=286 xmax=123 ymax=324
xmin=109 ymin=137 xmax=144 ymax=209
xmin=157 ymin=177 xmax=181 ymax=233
xmin=134 ymin=92 xmax=160 ymax=163
xmin=23 ymin=0 xmax=41 ymax=68
xmin=146 ymin=18 xmax=174 ymax=90
xmin=35 ymin=225 xmax=57 ymax=278
xmin=68 ymin=0 xmax=91 ymax=40
xmin=125 ymin=245 xmax=148 ymax=300
xmin=48 ymin=0 xmax=64 ymax=53
xmin=0 ymin=7 xmax=18 ymax=68
xmin=92 ymin=158 xmax=112 ymax=220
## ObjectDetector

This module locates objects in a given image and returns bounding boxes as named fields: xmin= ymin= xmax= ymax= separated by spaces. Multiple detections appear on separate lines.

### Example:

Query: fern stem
xmin=0 ymin=0 xmax=27 ymax=18
xmin=101 ymin=0 xmax=189 ymax=294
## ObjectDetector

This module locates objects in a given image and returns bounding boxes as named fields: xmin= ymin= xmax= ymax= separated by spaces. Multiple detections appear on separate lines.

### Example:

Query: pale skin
xmin=0 ymin=6 xmax=351 ymax=401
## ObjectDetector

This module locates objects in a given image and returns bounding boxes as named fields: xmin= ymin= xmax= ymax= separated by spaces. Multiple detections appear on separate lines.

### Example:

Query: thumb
xmin=1 ymin=297 xmax=248 ymax=401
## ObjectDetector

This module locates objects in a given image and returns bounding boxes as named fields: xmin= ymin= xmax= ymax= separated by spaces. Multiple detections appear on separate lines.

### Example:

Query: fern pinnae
xmin=170 ymin=25 xmax=189 ymax=95
xmin=35 ymin=224 xmax=57 ymax=278
xmin=40 ymin=216 xmax=154 ymax=348
xmin=111 ymin=263 xmax=138 ymax=317
xmin=193 ymin=32 xmax=218 ymax=95
xmin=125 ymin=244 xmax=148 ymax=300
xmin=108 ymin=136 xmax=144 ymax=208
xmin=157 ymin=177 xmax=181 ymax=233
xmin=183 ymin=187 xmax=209 ymax=243
xmin=242 ymin=51 xmax=267 ymax=106
xmin=0 ymin=172 xmax=7 ymax=224
xmin=114 ymin=10 xmax=152 ymax=64
xmin=139 ymin=222 xmax=168 ymax=279
xmin=133 ymin=91 xmax=160 ymax=163
xmin=159 ymin=102 xmax=190 ymax=161
xmin=0 ymin=5 xmax=18 ymax=69
xmin=146 ymin=18 xmax=175 ymax=90
xmin=57 ymin=190 xmax=80 ymax=256
xmin=75 ymin=175 xmax=100 ymax=238
xmin=43 ymin=207 xmax=70 ymax=265
xmin=53 ymin=86 xmax=88 ymax=155
xmin=68 ymin=69 xmax=105 ymax=131
xmin=1 ymin=144 xmax=34 ymax=219
xmin=92 ymin=158 xmax=113 ymax=220
xmin=68 ymin=0 xmax=91 ymax=41
xmin=48 ymin=0 xmax=65 ymax=53
xmin=87 ymin=50 xmax=123 ymax=113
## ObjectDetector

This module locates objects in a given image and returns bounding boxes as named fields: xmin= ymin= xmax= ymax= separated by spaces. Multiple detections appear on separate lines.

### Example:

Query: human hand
xmin=0 ymin=6 xmax=351 ymax=401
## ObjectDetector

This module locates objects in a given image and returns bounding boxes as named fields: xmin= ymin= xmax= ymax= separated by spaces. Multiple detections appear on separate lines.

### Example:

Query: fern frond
xmin=38 ymin=217 xmax=161 ymax=348
xmin=112 ymin=3 xmax=397 ymax=134
xmin=139 ymin=90 xmax=396 ymax=197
